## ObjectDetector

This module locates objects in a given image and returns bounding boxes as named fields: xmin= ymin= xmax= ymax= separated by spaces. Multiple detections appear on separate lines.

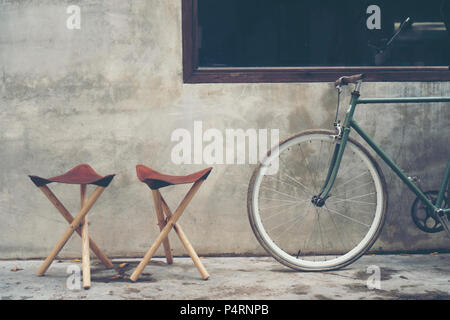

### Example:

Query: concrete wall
xmin=0 ymin=0 xmax=449 ymax=259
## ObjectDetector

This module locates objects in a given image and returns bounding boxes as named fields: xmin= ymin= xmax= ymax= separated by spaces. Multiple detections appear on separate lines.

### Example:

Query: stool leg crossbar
xmin=36 ymin=185 xmax=112 ymax=283
xmin=130 ymin=180 xmax=210 ymax=282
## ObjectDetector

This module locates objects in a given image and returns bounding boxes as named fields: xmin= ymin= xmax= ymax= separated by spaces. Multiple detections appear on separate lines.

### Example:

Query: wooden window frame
xmin=182 ymin=0 xmax=450 ymax=83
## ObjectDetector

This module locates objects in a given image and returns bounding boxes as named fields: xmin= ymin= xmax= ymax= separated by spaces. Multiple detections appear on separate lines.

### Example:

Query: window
xmin=182 ymin=0 xmax=450 ymax=83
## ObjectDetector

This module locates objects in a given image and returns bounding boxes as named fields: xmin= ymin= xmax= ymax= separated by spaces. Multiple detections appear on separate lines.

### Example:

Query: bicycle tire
xmin=247 ymin=129 xmax=388 ymax=271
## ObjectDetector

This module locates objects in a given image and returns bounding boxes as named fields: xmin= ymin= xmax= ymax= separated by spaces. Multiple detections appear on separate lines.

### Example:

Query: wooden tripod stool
xmin=29 ymin=164 xmax=115 ymax=289
xmin=130 ymin=165 xmax=212 ymax=282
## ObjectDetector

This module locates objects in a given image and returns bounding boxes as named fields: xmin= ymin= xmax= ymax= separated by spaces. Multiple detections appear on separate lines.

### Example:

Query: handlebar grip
xmin=335 ymin=74 xmax=366 ymax=87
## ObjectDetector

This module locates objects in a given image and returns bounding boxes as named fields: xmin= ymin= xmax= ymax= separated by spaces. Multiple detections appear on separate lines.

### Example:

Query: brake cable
xmin=334 ymin=85 xmax=342 ymax=125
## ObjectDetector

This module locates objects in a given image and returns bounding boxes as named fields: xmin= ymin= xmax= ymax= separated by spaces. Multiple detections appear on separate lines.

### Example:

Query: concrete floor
xmin=0 ymin=254 xmax=449 ymax=300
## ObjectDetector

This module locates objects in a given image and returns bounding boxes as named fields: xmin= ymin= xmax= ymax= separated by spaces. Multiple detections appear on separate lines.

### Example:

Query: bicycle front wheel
xmin=247 ymin=130 xmax=387 ymax=271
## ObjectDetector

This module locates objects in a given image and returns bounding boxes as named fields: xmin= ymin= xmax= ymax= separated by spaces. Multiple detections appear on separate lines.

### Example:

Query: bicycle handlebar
xmin=335 ymin=74 xmax=366 ymax=87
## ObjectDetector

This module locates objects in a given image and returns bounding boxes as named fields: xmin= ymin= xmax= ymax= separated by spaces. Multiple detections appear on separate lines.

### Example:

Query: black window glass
xmin=197 ymin=0 xmax=450 ymax=67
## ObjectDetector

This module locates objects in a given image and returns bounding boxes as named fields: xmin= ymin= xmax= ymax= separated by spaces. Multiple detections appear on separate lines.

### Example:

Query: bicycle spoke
xmin=303 ymin=210 xmax=319 ymax=257
xmin=334 ymin=171 xmax=369 ymax=189
xmin=259 ymin=198 xmax=309 ymax=211
xmin=263 ymin=201 xmax=309 ymax=221
xmin=328 ymin=198 xmax=376 ymax=206
xmin=263 ymin=174 xmax=310 ymax=197
xmin=332 ymin=181 xmax=375 ymax=198
xmin=325 ymin=207 xmax=371 ymax=228
xmin=299 ymin=145 xmax=320 ymax=190
xmin=333 ymin=151 xmax=359 ymax=179
xmin=279 ymin=156 xmax=314 ymax=194
xmin=271 ymin=206 xmax=312 ymax=240
xmin=259 ymin=197 xmax=305 ymax=204
xmin=316 ymin=209 xmax=326 ymax=258
xmin=315 ymin=140 xmax=325 ymax=182
xmin=330 ymin=206 xmax=377 ymax=216
xmin=283 ymin=173 xmax=314 ymax=194
xmin=323 ymin=205 xmax=351 ymax=253
xmin=259 ymin=185 xmax=301 ymax=201
xmin=268 ymin=210 xmax=310 ymax=234
xmin=328 ymin=192 xmax=376 ymax=204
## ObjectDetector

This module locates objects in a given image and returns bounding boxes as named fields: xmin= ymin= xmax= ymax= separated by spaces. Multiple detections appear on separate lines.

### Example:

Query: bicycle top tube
xmin=357 ymin=97 xmax=450 ymax=104
xmin=335 ymin=74 xmax=450 ymax=105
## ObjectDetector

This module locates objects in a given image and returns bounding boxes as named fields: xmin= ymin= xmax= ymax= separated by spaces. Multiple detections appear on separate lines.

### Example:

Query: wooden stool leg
xmin=152 ymin=190 xmax=173 ymax=265
xmin=38 ymin=185 xmax=113 ymax=268
xmin=160 ymin=195 xmax=209 ymax=280
xmin=80 ymin=185 xmax=91 ymax=289
xmin=37 ymin=186 xmax=106 ymax=276
xmin=130 ymin=181 xmax=204 ymax=282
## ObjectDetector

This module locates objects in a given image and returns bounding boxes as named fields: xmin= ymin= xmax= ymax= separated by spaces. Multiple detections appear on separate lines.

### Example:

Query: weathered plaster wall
xmin=0 ymin=0 xmax=449 ymax=259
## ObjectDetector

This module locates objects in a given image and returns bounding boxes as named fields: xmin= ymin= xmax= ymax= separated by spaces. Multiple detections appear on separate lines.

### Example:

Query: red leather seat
xmin=136 ymin=165 xmax=212 ymax=190
xmin=29 ymin=164 xmax=115 ymax=187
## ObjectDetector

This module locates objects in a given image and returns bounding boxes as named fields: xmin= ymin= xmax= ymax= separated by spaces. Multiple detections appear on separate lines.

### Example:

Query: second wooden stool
xmin=130 ymin=165 xmax=212 ymax=282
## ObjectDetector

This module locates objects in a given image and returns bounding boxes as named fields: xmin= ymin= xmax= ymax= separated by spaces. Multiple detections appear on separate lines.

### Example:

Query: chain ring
xmin=411 ymin=190 xmax=449 ymax=233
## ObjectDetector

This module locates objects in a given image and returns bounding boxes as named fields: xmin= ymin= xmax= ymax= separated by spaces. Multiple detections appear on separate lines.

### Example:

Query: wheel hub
xmin=311 ymin=195 xmax=327 ymax=207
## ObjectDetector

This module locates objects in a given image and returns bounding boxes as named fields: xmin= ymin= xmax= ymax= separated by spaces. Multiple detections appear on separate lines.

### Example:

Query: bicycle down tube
xmin=317 ymin=89 xmax=450 ymax=214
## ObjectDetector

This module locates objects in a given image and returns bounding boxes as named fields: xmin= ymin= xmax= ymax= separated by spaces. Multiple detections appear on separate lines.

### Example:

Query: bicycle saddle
xmin=335 ymin=74 xmax=366 ymax=87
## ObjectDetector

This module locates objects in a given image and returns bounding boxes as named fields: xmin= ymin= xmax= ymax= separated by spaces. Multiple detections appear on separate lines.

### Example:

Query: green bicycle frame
xmin=318 ymin=89 xmax=450 ymax=214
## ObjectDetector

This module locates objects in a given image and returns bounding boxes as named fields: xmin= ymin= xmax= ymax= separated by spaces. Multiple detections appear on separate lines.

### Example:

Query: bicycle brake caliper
xmin=334 ymin=122 xmax=343 ymax=140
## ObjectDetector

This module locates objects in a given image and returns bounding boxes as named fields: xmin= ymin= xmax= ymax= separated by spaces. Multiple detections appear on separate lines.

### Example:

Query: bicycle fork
xmin=312 ymin=88 xmax=361 ymax=207
xmin=312 ymin=126 xmax=351 ymax=207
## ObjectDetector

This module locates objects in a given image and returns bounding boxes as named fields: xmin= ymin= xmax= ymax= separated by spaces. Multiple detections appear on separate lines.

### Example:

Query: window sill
xmin=183 ymin=66 xmax=450 ymax=84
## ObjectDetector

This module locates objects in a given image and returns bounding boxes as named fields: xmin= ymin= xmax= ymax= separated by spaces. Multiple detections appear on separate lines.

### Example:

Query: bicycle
xmin=247 ymin=74 xmax=450 ymax=271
